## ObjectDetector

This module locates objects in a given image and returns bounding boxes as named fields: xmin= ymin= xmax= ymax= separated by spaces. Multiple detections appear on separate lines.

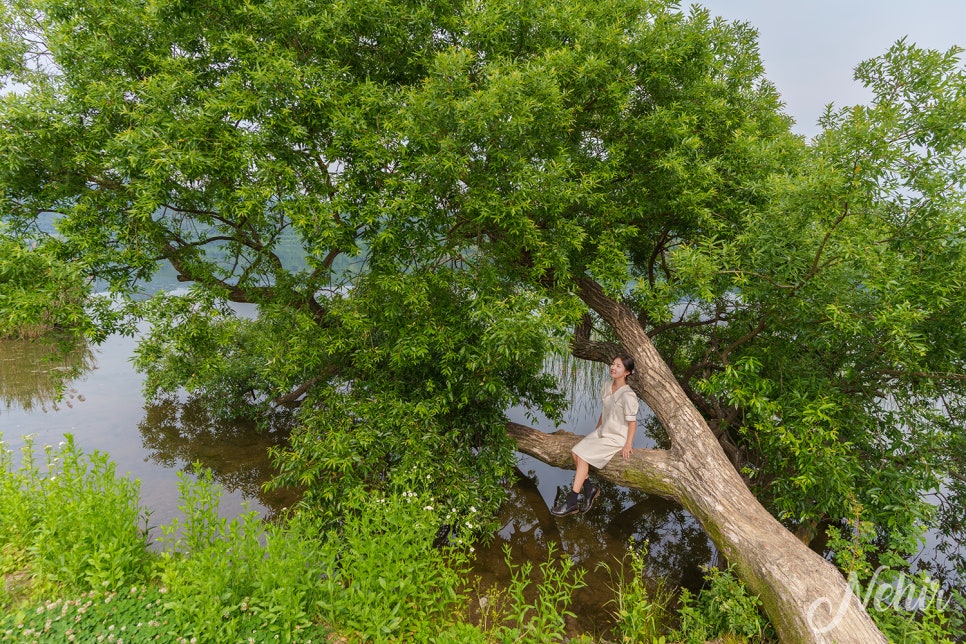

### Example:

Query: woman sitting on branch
xmin=551 ymin=354 xmax=639 ymax=517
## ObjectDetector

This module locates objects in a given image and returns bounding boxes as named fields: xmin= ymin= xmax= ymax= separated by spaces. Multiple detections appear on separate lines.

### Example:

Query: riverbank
xmin=0 ymin=331 xmax=714 ymax=632
xmin=3 ymin=434 xmax=789 ymax=643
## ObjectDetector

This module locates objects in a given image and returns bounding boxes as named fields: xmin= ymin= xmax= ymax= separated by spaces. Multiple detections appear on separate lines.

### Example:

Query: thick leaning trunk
xmin=511 ymin=277 xmax=886 ymax=643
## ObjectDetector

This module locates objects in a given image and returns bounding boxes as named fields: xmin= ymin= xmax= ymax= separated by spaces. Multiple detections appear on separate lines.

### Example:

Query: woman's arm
xmin=620 ymin=389 xmax=639 ymax=458
xmin=621 ymin=420 xmax=637 ymax=458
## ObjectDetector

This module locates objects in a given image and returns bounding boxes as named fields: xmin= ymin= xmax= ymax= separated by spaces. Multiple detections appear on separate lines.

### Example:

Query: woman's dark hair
xmin=615 ymin=353 xmax=635 ymax=374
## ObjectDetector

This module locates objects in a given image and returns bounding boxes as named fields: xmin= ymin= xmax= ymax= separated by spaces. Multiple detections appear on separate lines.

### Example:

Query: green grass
xmin=3 ymin=587 xmax=174 ymax=643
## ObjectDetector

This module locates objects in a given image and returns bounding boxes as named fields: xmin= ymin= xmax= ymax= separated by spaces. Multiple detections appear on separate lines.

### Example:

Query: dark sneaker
xmin=581 ymin=482 xmax=601 ymax=514
xmin=432 ymin=524 xmax=451 ymax=548
xmin=551 ymin=491 xmax=581 ymax=517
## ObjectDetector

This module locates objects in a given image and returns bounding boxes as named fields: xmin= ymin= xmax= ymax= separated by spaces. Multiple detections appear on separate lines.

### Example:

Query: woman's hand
xmin=621 ymin=444 xmax=633 ymax=459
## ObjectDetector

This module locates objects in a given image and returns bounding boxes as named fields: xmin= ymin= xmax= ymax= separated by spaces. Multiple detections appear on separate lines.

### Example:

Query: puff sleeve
xmin=620 ymin=389 xmax=639 ymax=421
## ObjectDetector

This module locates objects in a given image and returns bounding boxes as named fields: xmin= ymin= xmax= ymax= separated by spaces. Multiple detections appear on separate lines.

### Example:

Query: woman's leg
xmin=552 ymin=452 xmax=591 ymax=516
xmin=571 ymin=452 xmax=590 ymax=494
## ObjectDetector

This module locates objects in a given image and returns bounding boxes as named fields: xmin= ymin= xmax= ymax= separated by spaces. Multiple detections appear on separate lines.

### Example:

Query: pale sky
xmin=696 ymin=1 xmax=966 ymax=137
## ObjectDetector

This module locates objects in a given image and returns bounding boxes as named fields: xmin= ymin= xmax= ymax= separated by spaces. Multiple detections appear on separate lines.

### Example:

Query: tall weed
xmin=0 ymin=434 xmax=152 ymax=593
xmin=158 ymin=467 xmax=328 ymax=643
xmin=472 ymin=543 xmax=586 ymax=643
xmin=317 ymin=489 xmax=473 ymax=641
xmin=603 ymin=539 xmax=671 ymax=643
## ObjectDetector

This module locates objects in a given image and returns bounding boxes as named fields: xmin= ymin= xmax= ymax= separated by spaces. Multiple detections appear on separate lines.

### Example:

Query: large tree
xmin=2 ymin=0 xmax=964 ymax=640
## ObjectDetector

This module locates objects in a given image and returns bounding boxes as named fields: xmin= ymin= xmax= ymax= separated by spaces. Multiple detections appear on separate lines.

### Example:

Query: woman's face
xmin=609 ymin=357 xmax=631 ymax=380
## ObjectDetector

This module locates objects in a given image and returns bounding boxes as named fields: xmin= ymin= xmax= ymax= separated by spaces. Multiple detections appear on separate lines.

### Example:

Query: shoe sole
xmin=582 ymin=488 xmax=601 ymax=514
xmin=551 ymin=505 xmax=580 ymax=517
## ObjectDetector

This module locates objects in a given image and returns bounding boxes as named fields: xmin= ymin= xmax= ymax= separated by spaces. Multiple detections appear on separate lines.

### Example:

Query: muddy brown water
xmin=1 ymin=331 xmax=714 ymax=636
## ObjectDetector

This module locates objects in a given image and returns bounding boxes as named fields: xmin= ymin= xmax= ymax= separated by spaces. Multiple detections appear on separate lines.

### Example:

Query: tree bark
xmin=508 ymin=277 xmax=887 ymax=643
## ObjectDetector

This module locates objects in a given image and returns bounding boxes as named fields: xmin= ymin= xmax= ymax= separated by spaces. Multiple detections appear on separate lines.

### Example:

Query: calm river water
xmin=1 ymin=327 xmax=716 ymax=634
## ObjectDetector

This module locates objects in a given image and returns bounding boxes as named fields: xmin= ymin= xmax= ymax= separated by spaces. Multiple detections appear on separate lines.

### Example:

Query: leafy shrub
xmin=0 ymin=434 xmax=152 ymax=594
xmin=314 ymin=488 xmax=475 ymax=641
xmin=827 ymin=518 xmax=966 ymax=643
xmin=673 ymin=565 xmax=775 ymax=643
xmin=158 ymin=471 xmax=480 ymax=642
xmin=157 ymin=468 xmax=329 ymax=643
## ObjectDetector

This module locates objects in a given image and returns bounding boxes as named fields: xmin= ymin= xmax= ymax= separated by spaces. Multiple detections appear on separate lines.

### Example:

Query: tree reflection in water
xmin=0 ymin=335 xmax=96 ymax=413
xmin=138 ymin=396 xmax=301 ymax=521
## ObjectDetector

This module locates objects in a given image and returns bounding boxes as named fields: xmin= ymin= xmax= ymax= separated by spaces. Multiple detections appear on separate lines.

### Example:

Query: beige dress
xmin=572 ymin=381 xmax=639 ymax=469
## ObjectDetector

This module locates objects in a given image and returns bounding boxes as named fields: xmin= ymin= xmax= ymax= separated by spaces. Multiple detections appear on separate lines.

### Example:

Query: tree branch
xmin=272 ymin=376 xmax=323 ymax=407
xmin=571 ymin=313 xmax=621 ymax=364
xmin=879 ymin=369 xmax=966 ymax=382
xmin=506 ymin=422 xmax=681 ymax=498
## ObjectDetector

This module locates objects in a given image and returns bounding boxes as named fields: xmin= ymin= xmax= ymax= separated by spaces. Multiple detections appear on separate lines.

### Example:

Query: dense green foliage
xmin=1 ymin=0 xmax=964 ymax=607
xmin=0 ymin=436 xmax=152 ymax=595
xmin=0 ymin=233 xmax=92 ymax=339
xmin=4 ymin=436 xmax=965 ymax=641
xmin=691 ymin=41 xmax=966 ymax=557
xmin=0 ymin=437 xmax=591 ymax=642
xmin=673 ymin=566 xmax=775 ymax=643
xmin=824 ymin=518 xmax=965 ymax=643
